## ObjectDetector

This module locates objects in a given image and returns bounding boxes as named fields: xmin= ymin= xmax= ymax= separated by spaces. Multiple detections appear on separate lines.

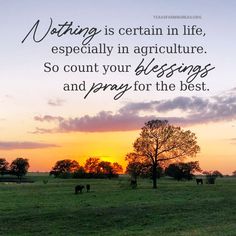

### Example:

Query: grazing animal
xmin=75 ymin=185 xmax=84 ymax=194
xmin=196 ymin=178 xmax=203 ymax=185
xmin=86 ymin=184 xmax=90 ymax=192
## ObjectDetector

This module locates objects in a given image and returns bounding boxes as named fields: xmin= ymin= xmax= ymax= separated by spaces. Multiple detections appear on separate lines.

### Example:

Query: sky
xmin=0 ymin=0 xmax=236 ymax=174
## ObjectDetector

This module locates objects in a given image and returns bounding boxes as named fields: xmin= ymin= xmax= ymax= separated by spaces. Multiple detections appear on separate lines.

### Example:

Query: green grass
xmin=0 ymin=176 xmax=235 ymax=236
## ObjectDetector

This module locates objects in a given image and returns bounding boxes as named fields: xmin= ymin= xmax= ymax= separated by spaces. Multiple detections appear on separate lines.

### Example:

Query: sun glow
xmin=1 ymin=121 xmax=235 ymax=174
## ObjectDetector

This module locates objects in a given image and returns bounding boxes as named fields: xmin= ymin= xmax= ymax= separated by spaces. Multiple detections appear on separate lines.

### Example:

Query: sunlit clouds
xmin=33 ymin=88 xmax=236 ymax=132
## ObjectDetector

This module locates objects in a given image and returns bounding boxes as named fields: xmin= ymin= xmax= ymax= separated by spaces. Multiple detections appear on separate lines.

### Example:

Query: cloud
xmin=57 ymin=111 xmax=153 ymax=132
xmin=0 ymin=141 xmax=59 ymax=150
xmin=30 ymin=128 xmax=57 ymax=134
xmin=34 ymin=115 xmax=63 ymax=122
xmin=48 ymin=98 xmax=65 ymax=106
xmin=33 ymin=88 xmax=236 ymax=133
xmin=119 ymin=88 xmax=236 ymax=125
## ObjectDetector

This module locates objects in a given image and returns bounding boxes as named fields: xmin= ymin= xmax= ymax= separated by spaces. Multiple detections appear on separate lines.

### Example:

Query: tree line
xmin=50 ymin=157 xmax=123 ymax=179
xmin=0 ymin=158 xmax=29 ymax=180
xmin=126 ymin=160 xmax=224 ymax=181
xmin=1 ymin=119 xmax=234 ymax=187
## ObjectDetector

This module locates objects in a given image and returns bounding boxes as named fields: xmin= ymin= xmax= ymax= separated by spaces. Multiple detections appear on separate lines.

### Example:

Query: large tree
xmin=127 ymin=120 xmax=200 ymax=188
xmin=10 ymin=158 xmax=29 ymax=181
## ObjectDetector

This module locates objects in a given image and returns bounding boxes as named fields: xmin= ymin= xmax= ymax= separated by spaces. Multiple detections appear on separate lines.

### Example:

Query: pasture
xmin=0 ymin=175 xmax=235 ymax=236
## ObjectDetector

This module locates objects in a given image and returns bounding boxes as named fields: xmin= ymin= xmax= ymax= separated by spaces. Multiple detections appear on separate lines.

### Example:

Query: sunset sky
xmin=0 ymin=0 xmax=236 ymax=174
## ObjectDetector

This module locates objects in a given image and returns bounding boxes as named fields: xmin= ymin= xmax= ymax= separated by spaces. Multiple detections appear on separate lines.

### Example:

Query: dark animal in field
xmin=130 ymin=179 xmax=137 ymax=188
xmin=75 ymin=185 xmax=84 ymax=194
xmin=86 ymin=184 xmax=90 ymax=192
xmin=196 ymin=178 xmax=203 ymax=185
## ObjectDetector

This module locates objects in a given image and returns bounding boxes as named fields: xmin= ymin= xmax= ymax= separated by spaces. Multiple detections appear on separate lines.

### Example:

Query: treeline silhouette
xmin=126 ymin=159 xmax=225 ymax=183
xmin=50 ymin=157 xmax=123 ymax=179
xmin=126 ymin=161 xmax=201 ymax=181
xmin=0 ymin=158 xmax=29 ymax=181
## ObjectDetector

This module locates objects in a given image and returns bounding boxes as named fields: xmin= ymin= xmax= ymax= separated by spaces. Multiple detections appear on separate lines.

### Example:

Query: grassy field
xmin=0 ymin=175 xmax=235 ymax=236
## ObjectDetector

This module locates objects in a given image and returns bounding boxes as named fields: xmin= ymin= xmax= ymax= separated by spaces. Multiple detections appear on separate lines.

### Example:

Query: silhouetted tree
xmin=165 ymin=161 xmax=201 ymax=180
xmin=98 ymin=161 xmax=114 ymax=177
xmin=50 ymin=159 xmax=80 ymax=178
xmin=212 ymin=170 xmax=223 ymax=177
xmin=126 ymin=161 xmax=145 ymax=181
xmin=127 ymin=120 xmax=200 ymax=188
xmin=112 ymin=162 xmax=123 ymax=174
xmin=10 ymin=158 xmax=29 ymax=181
xmin=232 ymin=170 xmax=236 ymax=177
xmin=165 ymin=163 xmax=182 ymax=180
xmin=153 ymin=166 xmax=165 ymax=179
xmin=97 ymin=161 xmax=121 ymax=178
xmin=0 ymin=158 xmax=9 ymax=176
xmin=126 ymin=153 xmax=165 ymax=180
xmin=125 ymin=152 xmax=149 ymax=181
xmin=84 ymin=157 xmax=100 ymax=174
xmin=50 ymin=157 xmax=123 ymax=179
xmin=72 ymin=166 xmax=86 ymax=178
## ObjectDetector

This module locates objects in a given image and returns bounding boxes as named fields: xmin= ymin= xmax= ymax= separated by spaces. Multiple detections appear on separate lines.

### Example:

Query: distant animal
xmin=196 ymin=178 xmax=203 ymax=185
xmin=75 ymin=185 xmax=84 ymax=194
xmin=86 ymin=184 xmax=90 ymax=192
